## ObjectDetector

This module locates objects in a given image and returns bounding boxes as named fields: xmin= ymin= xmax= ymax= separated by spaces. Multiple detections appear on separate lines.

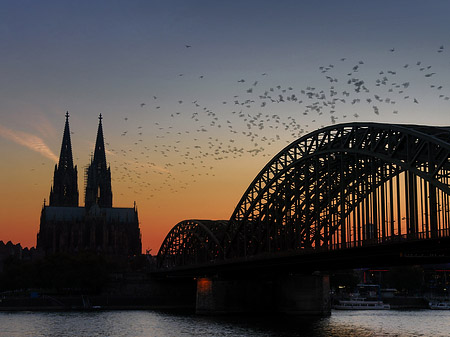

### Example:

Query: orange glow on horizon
xmin=0 ymin=134 xmax=258 ymax=253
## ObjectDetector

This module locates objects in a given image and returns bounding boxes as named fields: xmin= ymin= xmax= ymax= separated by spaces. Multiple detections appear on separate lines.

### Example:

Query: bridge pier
xmin=195 ymin=273 xmax=330 ymax=316
xmin=275 ymin=273 xmax=331 ymax=315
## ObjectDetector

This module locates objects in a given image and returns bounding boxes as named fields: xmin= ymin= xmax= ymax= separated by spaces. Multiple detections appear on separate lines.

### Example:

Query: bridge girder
xmin=158 ymin=122 xmax=450 ymax=268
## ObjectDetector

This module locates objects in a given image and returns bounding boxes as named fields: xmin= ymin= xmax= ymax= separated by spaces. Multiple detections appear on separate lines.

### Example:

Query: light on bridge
xmin=197 ymin=277 xmax=212 ymax=294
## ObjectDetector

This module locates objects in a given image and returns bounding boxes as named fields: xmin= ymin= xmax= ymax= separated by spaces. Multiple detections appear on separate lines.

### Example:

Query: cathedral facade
xmin=37 ymin=113 xmax=142 ymax=256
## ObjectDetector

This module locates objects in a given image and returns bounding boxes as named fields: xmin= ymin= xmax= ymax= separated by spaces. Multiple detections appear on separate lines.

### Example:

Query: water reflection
xmin=1 ymin=310 xmax=450 ymax=337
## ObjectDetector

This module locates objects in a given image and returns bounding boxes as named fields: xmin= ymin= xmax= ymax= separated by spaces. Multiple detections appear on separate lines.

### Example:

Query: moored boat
xmin=334 ymin=298 xmax=390 ymax=310
xmin=429 ymin=301 xmax=450 ymax=310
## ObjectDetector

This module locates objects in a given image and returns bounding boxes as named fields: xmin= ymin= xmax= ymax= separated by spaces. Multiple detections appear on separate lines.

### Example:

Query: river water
xmin=0 ymin=309 xmax=449 ymax=337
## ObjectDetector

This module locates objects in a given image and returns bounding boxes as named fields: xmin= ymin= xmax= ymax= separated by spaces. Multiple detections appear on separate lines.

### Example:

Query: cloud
xmin=0 ymin=124 xmax=58 ymax=162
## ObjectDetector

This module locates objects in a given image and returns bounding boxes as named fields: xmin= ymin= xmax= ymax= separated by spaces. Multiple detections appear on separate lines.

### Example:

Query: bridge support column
xmin=196 ymin=277 xmax=238 ymax=314
xmin=275 ymin=273 xmax=331 ymax=316
xmin=195 ymin=276 xmax=273 ymax=314
xmin=195 ymin=273 xmax=330 ymax=316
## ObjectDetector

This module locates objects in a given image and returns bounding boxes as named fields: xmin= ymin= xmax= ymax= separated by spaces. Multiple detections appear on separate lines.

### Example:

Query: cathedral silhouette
xmin=37 ymin=113 xmax=142 ymax=256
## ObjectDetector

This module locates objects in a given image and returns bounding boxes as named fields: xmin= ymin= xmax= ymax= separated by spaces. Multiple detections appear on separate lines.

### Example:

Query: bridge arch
xmin=157 ymin=219 xmax=228 ymax=268
xmin=226 ymin=123 xmax=450 ymax=258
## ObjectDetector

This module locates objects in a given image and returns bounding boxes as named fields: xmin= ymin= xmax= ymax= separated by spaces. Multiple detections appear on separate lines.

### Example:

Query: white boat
xmin=429 ymin=302 xmax=450 ymax=310
xmin=334 ymin=298 xmax=390 ymax=310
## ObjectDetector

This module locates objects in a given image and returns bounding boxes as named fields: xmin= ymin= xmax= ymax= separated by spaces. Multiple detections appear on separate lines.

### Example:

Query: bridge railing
xmin=325 ymin=228 xmax=450 ymax=251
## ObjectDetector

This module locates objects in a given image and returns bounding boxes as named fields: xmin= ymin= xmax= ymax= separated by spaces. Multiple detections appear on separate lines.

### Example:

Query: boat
xmin=333 ymin=298 xmax=390 ymax=310
xmin=429 ymin=301 xmax=450 ymax=310
xmin=333 ymin=284 xmax=390 ymax=310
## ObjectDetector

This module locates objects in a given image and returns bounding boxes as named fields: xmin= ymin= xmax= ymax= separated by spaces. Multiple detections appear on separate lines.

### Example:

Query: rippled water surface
xmin=1 ymin=310 xmax=450 ymax=337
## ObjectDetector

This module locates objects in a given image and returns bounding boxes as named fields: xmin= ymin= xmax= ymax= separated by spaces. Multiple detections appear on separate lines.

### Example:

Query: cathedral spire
xmin=93 ymin=113 xmax=107 ymax=170
xmin=49 ymin=112 xmax=79 ymax=206
xmin=59 ymin=111 xmax=74 ymax=170
xmin=85 ymin=114 xmax=112 ymax=209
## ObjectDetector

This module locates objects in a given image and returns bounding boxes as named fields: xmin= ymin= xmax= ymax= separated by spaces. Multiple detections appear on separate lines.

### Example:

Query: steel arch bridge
xmin=157 ymin=220 xmax=229 ymax=268
xmin=157 ymin=122 xmax=450 ymax=269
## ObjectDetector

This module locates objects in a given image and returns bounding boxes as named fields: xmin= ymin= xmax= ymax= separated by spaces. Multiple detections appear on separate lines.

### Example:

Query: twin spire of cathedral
xmin=85 ymin=113 xmax=113 ymax=209
xmin=49 ymin=112 xmax=112 ymax=209
xmin=58 ymin=111 xmax=75 ymax=171
xmin=49 ymin=112 xmax=78 ymax=207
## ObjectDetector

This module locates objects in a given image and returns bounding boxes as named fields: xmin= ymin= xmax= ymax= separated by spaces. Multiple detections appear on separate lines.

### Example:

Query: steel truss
xmin=157 ymin=122 xmax=450 ymax=268
xmin=157 ymin=220 xmax=228 ymax=268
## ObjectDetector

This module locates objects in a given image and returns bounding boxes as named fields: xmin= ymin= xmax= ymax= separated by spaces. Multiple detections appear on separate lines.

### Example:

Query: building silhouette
xmin=37 ymin=113 xmax=141 ymax=256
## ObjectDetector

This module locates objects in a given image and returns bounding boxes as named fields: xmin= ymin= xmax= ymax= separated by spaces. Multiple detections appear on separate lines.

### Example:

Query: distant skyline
xmin=1 ymin=0 xmax=450 ymax=252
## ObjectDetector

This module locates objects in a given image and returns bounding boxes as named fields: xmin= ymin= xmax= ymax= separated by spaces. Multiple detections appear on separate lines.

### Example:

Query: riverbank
xmin=1 ymin=295 xmax=433 ymax=312
xmin=0 ymin=294 xmax=195 ymax=312
xmin=384 ymin=296 xmax=429 ymax=309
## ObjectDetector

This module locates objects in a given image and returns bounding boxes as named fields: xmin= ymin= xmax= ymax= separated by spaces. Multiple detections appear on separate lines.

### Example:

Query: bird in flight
xmin=185 ymin=45 xmax=191 ymax=48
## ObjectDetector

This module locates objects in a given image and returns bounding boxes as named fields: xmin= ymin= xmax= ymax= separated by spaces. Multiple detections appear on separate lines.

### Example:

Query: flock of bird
xmin=103 ymin=45 xmax=450 ymax=201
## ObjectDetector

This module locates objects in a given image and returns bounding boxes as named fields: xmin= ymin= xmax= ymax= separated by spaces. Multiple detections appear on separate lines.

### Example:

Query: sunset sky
xmin=1 ymin=0 xmax=450 ymax=253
